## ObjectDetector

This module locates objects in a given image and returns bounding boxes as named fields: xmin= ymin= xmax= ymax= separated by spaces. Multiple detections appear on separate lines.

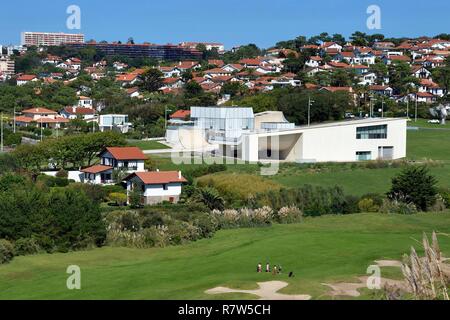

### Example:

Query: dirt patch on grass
xmin=206 ymin=281 xmax=311 ymax=300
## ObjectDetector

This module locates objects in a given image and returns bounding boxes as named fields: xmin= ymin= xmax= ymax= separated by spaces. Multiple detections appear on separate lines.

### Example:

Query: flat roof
xmin=246 ymin=117 xmax=406 ymax=137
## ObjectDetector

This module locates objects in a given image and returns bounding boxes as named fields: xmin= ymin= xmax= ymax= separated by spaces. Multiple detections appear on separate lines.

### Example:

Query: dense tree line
xmin=0 ymin=174 xmax=105 ymax=253
xmin=12 ymin=131 xmax=127 ymax=173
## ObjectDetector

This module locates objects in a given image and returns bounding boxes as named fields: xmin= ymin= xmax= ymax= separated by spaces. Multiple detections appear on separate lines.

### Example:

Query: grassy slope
xmin=1 ymin=213 xmax=450 ymax=300
xmin=127 ymin=140 xmax=170 ymax=150
xmin=269 ymin=127 xmax=450 ymax=195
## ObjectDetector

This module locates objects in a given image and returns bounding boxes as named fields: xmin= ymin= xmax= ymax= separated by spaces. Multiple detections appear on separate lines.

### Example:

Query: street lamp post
xmin=415 ymin=94 xmax=418 ymax=122
xmin=370 ymin=96 xmax=377 ymax=118
xmin=13 ymin=106 xmax=16 ymax=133
xmin=40 ymin=117 xmax=43 ymax=142
xmin=406 ymin=97 xmax=409 ymax=119
xmin=165 ymin=107 xmax=172 ymax=130
xmin=308 ymin=95 xmax=314 ymax=127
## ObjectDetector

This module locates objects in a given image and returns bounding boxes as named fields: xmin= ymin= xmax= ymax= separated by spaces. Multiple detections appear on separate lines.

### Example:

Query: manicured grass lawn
xmin=407 ymin=129 xmax=450 ymax=161
xmin=127 ymin=140 xmax=170 ymax=150
xmin=270 ymin=164 xmax=450 ymax=196
xmin=271 ymin=126 xmax=450 ymax=195
xmin=408 ymin=118 xmax=450 ymax=129
xmin=1 ymin=213 xmax=449 ymax=300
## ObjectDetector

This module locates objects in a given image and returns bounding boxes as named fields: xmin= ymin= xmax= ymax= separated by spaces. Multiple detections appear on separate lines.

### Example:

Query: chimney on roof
xmin=73 ymin=107 xmax=76 ymax=113
xmin=178 ymin=171 xmax=182 ymax=179
xmin=156 ymin=169 xmax=159 ymax=172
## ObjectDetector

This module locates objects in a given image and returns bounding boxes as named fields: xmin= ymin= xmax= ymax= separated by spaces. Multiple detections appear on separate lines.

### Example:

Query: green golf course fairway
xmin=1 ymin=213 xmax=450 ymax=300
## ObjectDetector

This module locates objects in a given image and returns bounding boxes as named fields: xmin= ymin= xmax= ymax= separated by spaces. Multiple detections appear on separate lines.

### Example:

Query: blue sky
xmin=1 ymin=0 xmax=449 ymax=48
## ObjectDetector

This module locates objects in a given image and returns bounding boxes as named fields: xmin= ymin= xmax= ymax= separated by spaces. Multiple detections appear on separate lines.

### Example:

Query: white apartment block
xmin=21 ymin=32 xmax=85 ymax=47
xmin=0 ymin=56 xmax=15 ymax=76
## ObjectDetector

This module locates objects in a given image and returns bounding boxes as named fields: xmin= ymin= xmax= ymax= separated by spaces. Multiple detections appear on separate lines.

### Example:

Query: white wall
xmin=300 ymin=119 xmax=406 ymax=162
xmin=144 ymin=183 xmax=182 ymax=197
xmin=241 ymin=119 xmax=407 ymax=163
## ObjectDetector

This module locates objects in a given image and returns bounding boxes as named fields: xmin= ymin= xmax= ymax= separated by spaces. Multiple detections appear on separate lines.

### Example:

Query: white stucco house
xmin=124 ymin=171 xmax=187 ymax=205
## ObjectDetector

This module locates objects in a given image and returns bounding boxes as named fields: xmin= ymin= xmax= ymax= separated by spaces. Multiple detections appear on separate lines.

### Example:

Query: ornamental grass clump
xmin=277 ymin=206 xmax=303 ymax=224
xmin=401 ymin=232 xmax=449 ymax=300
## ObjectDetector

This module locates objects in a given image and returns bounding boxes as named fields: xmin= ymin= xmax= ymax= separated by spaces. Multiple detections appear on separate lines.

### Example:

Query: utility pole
xmin=165 ymin=106 xmax=172 ymax=130
xmin=13 ymin=106 xmax=16 ymax=133
xmin=308 ymin=95 xmax=314 ymax=126
xmin=415 ymin=94 xmax=418 ymax=122
xmin=406 ymin=97 xmax=409 ymax=119
xmin=40 ymin=117 xmax=43 ymax=142
xmin=381 ymin=97 xmax=385 ymax=118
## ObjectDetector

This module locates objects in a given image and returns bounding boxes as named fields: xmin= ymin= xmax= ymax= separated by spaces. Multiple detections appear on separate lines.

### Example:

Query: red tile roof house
xmin=15 ymin=107 xmax=69 ymax=129
xmin=60 ymin=107 xmax=95 ymax=120
xmin=115 ymin=73 xmax=140 ymax=86
xmin=16 ymin=74 xmax=38 ymax=86
xmin=80 ymin=147 xmax=147 ymax=185
xmin=170 ymin=110 xmax=191 ymax=121
xmin=124 ymin=171 xmax=187 ymax=205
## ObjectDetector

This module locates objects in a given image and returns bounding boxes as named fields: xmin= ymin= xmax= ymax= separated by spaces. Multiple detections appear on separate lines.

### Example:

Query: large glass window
xmin=356 ymin=125 xmax=387 ymax=139
xmin=356 ymin=151 xmax=372 ymax=161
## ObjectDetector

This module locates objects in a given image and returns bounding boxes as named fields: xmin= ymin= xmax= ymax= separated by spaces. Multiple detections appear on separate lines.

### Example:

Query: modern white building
xmin=165 ymin=106 xmax=407 ymax=163
xmin=99 ymin=114 xmax=132 ymax=134
xmin=241 ymin=118 xmax=407 ymax=163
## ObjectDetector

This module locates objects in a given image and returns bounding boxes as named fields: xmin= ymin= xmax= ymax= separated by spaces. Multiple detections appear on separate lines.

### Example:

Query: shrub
xmin=388 ymin=166 xmax=438 ymax=211
xmin=0 ymin=239 xmax=15 ymax=264
xmin=14 ymin=237 xmax=41 ymax=256
xmin=252 ymin=185 xmax=349 ymax=216
xmin=438 ymin=188 xmax=450 ymax=209
xmin=277 ymin=206 xmax=303 ymax=224
xmin=342 ymin=195 xmax=360 ymax=214
xmin=168 ymin=221 xmax=201 ymax=245
xmin=55 ymin=169 xmax=68 ymax=178
xmin=37 ymin=174 xmax=70 ymax=188
xmin=379 ymin=199 xmax=418 ymax=215
xmin=142 ymin=226 xmax=170 ymax=248
xmin=358 ymin=198 xmax=380 ymax=213
xmin=141 ymin=210 xmax=165 ymax=228
xmin=109 ymin=192 xmax=127 ymax=206
xmin=69 ymin=183 xmax=107 ymax=203
xmin=197 ymin=173 xmax=281 ymax=203
xmin=213 ymin=207 xmax=274 ymax=229
xmin=191 ymin=212 xmax=218 ymax=238
xmin=430 ymin=194 xmax=446 ymax=212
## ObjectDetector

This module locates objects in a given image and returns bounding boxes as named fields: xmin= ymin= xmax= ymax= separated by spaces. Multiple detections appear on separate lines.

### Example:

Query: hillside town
xmin=1 ymin=26 xmax=450 ymax=304
xmin=1 ymin=32 xmax=450 ymax=135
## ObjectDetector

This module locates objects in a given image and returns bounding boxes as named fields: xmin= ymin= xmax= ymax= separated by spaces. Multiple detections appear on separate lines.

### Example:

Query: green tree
xmin=140 ymin=68 xmax=164 ymax=93
xmin=388 ymin=166 xmax=438 ymax=211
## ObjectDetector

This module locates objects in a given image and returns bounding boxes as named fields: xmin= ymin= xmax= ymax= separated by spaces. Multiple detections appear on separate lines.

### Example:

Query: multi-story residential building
xmin=21 ymin=32 xmax=85 ymax=47
xmin=66 ymin=42 xmax=202 ymax=61
xmin=0 ymin=56 xmax=15 ymax=77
